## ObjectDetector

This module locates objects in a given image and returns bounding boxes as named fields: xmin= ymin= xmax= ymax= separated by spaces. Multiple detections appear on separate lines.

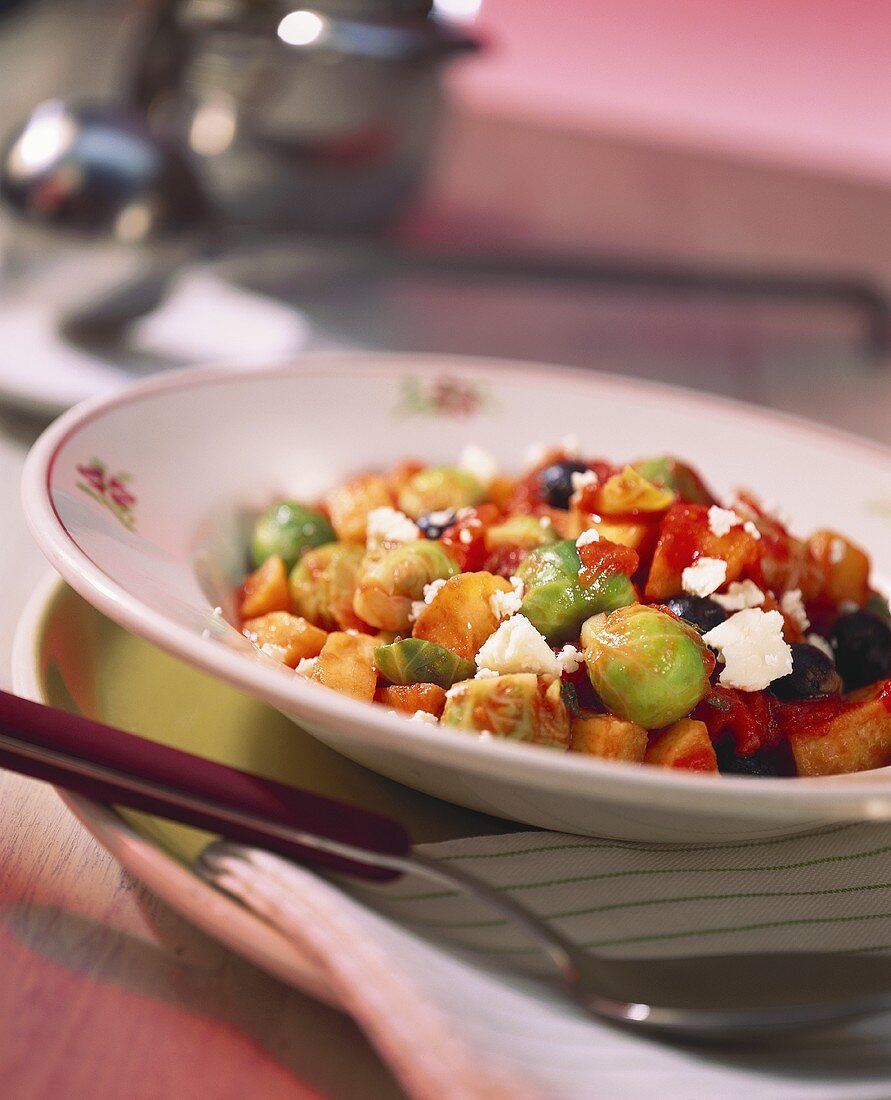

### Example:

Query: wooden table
xmin=0 ymin=410 xmax=404 ymax=1100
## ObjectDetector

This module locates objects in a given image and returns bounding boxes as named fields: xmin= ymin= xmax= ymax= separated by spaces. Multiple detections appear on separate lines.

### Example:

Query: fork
xmin=2 ymin=686 xmax=890 ymax=1043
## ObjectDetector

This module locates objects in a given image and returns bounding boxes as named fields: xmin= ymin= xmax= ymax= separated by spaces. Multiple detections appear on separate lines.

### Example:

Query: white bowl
xmin=22 ymin=354 xmax=891 ymax=843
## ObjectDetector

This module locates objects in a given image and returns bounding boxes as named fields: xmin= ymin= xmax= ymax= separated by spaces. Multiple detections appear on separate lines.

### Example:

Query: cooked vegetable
xmin=289 ymin=543 xmax=365 ymax=631
xmin=374 ymin=682 xmax=447 ymax=716
xmin=353 ymin=541 xmax=457 ymax=632
xmin=442 ymin=673 xmax=570 ymax=747
xmin=808 ymin=529 xmax=870 ymax=606
xmin=518 ymin=539 xmax=636 ymax=644
xmin=783 ymin=681 xmax=891 ymax=776
xmin=413 ymin=571 xmax=512 ymax=661
xmin=484 ymin=515 xmax=558 ymax=550
xmin=592 ymin=466 xmax=676 ymax=516
xmin=570 ymin=714 xmax=647 ymax=762
xmin=326 ymin=473 xmax=392 ymax=542
xmin=582 ymin=605 xmax=713 ymax=728
xmin=644 ymin=718 xmax=718 ymax=772
xmin=250 ymin=501 xmax=335 ymax=570
xmin=375 ymin=638 xmax=475 ymax=688
xmin=313 ymin=632 xmax=377 ymax=701
xmin=632 ymin=456 xmax=716 ymax=505
xmin=398 ymin=467 xmax=484 ymax=519
xmin=828 ymin=611 xmax=891 ymax=691
xmin=537 ymin=460 xmax=589 ymax=509
xmin=664 ymin=594 xmax=727 ymax=634
xmin=242 ymin=611 xmax=327 ymax=667
xmin=768 ymin=643 xmax=841 ymax=701
xmin=240 ymin=554 xmax=291 ymax=618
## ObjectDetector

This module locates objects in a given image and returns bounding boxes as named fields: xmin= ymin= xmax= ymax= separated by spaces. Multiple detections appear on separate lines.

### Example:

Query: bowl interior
xmin=24 ymin=355 xmax=891 ymax=838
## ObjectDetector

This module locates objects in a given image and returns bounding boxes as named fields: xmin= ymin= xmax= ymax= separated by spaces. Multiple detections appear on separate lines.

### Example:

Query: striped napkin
xmin=205 ymin=823 xmax=891 ymax=1100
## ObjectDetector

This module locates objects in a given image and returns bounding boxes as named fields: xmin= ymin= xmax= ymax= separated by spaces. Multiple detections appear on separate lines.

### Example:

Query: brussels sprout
xmin=251 ymin=501 xmax=335 ymax=570
xmin=632 ymin=457 xmax=715 ymax=506
xmin=441 ymin=673 xmax=570 ymax=747
xmin=581 ymin=604 xmax=712 ymax=729
xmin=289 ymin=543 xmax=365 ymax=631
xmin=353 ymin=541 xmax=458 ymax=631
xmin=375 ymin=638 xmax=475 ymax=688
xmin=398 ymin=467 xmax=484 ymax=519
xmin=517 ymin=539 xmax=635 ymax=644
xmin=485 ymin=515 xmax=559 ymax=551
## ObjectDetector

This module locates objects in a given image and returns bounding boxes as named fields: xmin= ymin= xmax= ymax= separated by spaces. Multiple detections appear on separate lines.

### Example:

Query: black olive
xmin=828 ymin=610 xmax=891 ymax=691
xmin=768 ymin=643 xmax=842 ymax=701
xmin=416 ymin=509 xmax=457 ymax=540
xmin=715 ymin=737 xmax=786 ymax=777
xmin=537 ymin=460 xmax=590 ymax=509
xmin=664 ymin=595 xmax=727 ymax=633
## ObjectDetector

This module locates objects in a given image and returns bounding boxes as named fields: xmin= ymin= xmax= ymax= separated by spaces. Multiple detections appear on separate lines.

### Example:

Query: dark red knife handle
xmin=0 ymin=689 xmax=410 ymax=882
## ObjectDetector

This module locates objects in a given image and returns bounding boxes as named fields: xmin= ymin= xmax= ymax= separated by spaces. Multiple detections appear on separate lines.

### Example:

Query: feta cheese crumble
xmin=366 ymin=506 xmax=420 ymax=551
xmin=475 ymin=614 xmax=560 ymax=677
xmin=474 ymin=666 xmax=500 ymax=679
xmin=408 ymin=710 xmax=439 ymax=724
xmin=702 ymin=608 xmax=793 ymax=691
xmin=807 ymin=633 xmax=835 ymax=661
xmin=712 ymin=580 xmax=766 ymax=612
xmin=780 ymin=588 xmax=810 ymax=632
xmin=829 ymin=537 xmax=847 ymax=565
xmin=570 ymin=470 xmax=599 ymax=494
xmin=458 ymin=443 xmax=499 ymax=488
xmin=259 ymin=642 xmax=288 ymax=663
xmin=556 ymin=644 xmax=583 ymax=674
xmin=295 ymin=656 xmax=319 ymax=677
xmin=576 ymin=528 xmax=601 ymax=548
xmin=490 ymin=585 xmax=523 ymax=620
xmin=411 ymin=576 xmax=449 ymax=622
xmin=707 ymin=506 xmax=742 ymax=537
xmin=681 ymin=557 xmax=727 ymax=598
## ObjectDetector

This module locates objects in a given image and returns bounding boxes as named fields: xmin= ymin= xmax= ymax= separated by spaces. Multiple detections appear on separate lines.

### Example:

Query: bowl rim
xmin=21 ymin=351 xmax=891 ymax=818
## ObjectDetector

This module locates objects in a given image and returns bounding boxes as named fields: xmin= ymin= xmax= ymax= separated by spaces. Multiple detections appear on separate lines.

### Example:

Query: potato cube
xmin=375 ymin=683 xmax=447 ymax=717
xmin=808 ymin=529 xmax=870 ymax=606
xmin=570 ymin=714 xmax=647 ymax=762
xmin=240 ymin=555 xmax=290 ymax=618
xmin=326 ymin=474 xmax=393 ymax=543
xmin=243 ymin=612 xmax=327 ymax=668
xmin=644 ymin=718 xmax=718 ymax=772
xmin=313 ymin=632 xmax=378 ymax=701
xmin=413 ymin=571 xmax=512 ymax=662
xmin=787 ymin=681 xmax=891 ymax=776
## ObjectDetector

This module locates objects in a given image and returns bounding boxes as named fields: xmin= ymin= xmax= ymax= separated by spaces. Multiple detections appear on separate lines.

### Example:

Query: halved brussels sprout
xmin=289 ymin=543 xmax=365 ymax=631
xmin=375 ymin=638 xmax=475 ymax=688
xmin=251 ymin=501 xmax=335 ymax=570
xmin=441 ymin=673 xmax=569 ymax=747
xmin=632 ymin=457 xmax=715 ymax=506
xmin=581 ymin=604 xmax=713 ymax=729
xmin=397 ymin=467 xmax=484 ymax=519
xmin=484 ymin=515 xmax=559 ymax=551
xmin=353 ymin=541 xmax=458 ymax=631
xmin=517 ymin=539 xmax=636 ymax=644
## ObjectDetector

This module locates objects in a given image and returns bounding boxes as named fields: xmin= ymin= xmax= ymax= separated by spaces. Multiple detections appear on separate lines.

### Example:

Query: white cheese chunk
xmin=490 ymin=585 xmax=523 ymax=620
xmin=570 ymin=470 xmax=599 ymax=494
xmin=556 ymin=644 xmax=583 ymax=674
xmin=458 ymin=443 xmax=499 ymax=488
xmin=407 ymin=710 xmax=439 ymax=724
xmin=780 ymin=588 xmax=810 ymax=632
xmin=423 ymin=577 xmax=448 ymax=604
xmin=707 ymin=505 xmax=742 ymax=537
xmin=702 ymin=608 xmax=793 ymax=691
xmin=475 ymin=614 xmax=559 ymax=677
xmin=807 ymin=633 xmax=835 ymax=661
xmin=294 ymin=656 xmax=319 ymax=677
xmin=366 ymin=506 xmax=420 ymax=551
xmin=576 ymin=528 xmax=601 ymax=548
xmin=712 ymin=580 xmax=766 ymax=612
xmin=681 ymin=557 xmax=727 ymax=598
xmin=259 ymin=642 xmax=288 ymax=663
xmin=474 ymin=666 xmax=500 ymax=679
xmin=829 ymin=537 xmax=847 ymax=564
